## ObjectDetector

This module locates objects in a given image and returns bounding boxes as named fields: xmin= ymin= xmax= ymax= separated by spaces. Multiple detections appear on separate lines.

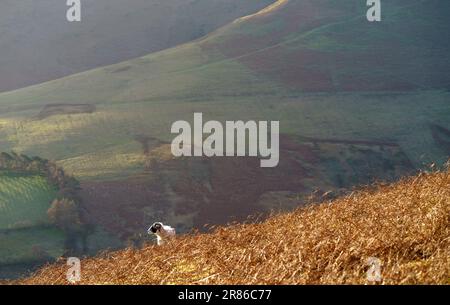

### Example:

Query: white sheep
xmin=147 ymin=222 xmax=176 ymax=245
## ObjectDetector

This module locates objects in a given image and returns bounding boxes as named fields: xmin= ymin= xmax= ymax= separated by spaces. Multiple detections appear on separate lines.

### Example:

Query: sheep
xmin=147 ymin=222 xmax=176 ymax=245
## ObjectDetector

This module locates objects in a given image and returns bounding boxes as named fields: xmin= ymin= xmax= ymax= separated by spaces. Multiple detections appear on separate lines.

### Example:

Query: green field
xmin=0 ymin=91 xmax=448 ymax=181
xmin=0 ymin=172 xmax=57 ymax=229
xmin=0 ymin=172 xmax=64 ymax=266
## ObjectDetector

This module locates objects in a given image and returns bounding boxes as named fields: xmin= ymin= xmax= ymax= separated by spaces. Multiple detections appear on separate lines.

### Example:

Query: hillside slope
xmin=17 ymin=167 xmax=450 ymax=285
xmin=0 ymin=0 xmax=274 ymax=92
xmin=1 ymin=0 xmax=448 ymax=171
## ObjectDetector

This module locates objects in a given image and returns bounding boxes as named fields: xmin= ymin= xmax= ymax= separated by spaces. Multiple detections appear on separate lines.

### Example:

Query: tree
xmin=47 ymin=198 xmax=83 ymax=233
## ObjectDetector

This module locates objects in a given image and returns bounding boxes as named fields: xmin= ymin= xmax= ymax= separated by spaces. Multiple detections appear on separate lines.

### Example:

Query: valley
xmin=0 ymin=0 xmax=449 ymax=279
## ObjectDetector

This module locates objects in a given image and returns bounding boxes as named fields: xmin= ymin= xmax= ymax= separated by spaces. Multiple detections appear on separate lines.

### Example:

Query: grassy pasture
xmin=0 ymin=172 xmax=57 ymax=230
xmin=0 ymin=172 xmax=64 ymax=268
xmin=0 ymin=90 xmax=448 ymax=181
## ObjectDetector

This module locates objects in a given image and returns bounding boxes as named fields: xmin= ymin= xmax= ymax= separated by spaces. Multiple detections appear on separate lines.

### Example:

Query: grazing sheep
xmin=148 ymin=222 xmax=176 ymax=245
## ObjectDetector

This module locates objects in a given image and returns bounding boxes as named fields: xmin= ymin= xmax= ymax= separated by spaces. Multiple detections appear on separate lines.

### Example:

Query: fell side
xmin=16 ymin=166 xmax=450 ymax=285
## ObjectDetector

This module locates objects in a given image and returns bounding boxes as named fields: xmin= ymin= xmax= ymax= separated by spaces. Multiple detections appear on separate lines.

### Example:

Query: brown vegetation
xmin=16 ymin=165 xmax=449 ymax=285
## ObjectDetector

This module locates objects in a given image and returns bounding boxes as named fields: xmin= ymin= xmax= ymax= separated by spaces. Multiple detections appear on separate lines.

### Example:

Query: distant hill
xmin=0 ymin=0 xmax=274 ymax=92
xmin=15 ymin=167 xmax=450 ymax=284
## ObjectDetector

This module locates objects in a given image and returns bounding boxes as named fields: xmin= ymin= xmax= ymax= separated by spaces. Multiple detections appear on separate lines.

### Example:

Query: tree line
xmin=0 ymin=151 xmax=93 ymax=255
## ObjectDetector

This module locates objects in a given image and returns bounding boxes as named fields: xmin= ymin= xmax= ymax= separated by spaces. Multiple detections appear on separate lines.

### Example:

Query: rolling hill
xmin=0 ymin=0 xmax=449 ymax=264
xmin=15 ymin=167 xmax=450 ymax=284
xmin=0 ymin=0 xmax=274 ymax=92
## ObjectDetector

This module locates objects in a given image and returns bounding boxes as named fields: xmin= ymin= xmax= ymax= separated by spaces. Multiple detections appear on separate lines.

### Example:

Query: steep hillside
xmin=17 ymin=167 xmax=450 ymax=284
xmin=0 ymin=0 xmax=449 ymax=251
xmin=0 ymin=0 xmax=274 ymax=92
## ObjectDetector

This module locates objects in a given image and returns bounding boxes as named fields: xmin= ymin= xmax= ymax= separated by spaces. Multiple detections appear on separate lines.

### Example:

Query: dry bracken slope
xmin=17 ymin=167 xmax=450 ymax=285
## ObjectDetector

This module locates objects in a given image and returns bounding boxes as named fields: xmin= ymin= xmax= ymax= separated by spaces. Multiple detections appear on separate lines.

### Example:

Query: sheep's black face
xmin=150 ymin=223 xmax=162 ymax=233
